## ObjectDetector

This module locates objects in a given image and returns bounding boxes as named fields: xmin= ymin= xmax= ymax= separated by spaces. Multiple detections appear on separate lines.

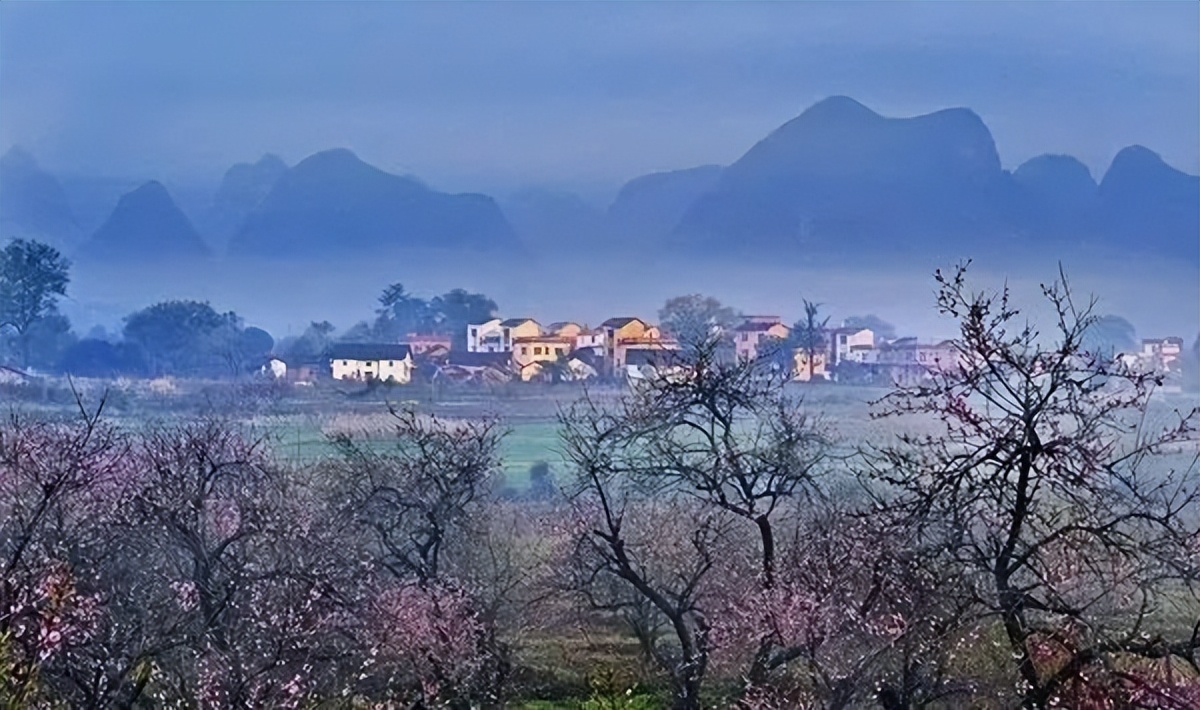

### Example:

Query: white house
xmin=466 ymin=319 xmax=504 ymax=353
xmin=828 ymin=327 xmax=875 ymax=367
xmin=328 ymin=344 xmax=414 ymax=384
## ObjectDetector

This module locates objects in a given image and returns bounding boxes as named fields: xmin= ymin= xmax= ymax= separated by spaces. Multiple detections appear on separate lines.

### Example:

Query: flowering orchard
xmin=2 ymin=266 xmax=1198 ymax=708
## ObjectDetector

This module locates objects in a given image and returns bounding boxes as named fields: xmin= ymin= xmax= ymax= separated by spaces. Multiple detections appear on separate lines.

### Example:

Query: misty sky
xmin=2 ymin=1 xmax=1197 ymax=197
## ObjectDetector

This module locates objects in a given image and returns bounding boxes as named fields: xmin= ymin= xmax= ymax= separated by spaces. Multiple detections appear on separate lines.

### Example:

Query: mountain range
xmin=0 ymin=147 xmax=81 ymax=251
xmin=80 ymin=181 xmax=210 ymax=261
xmin=1 ymin=96 xmax=1196 ymax=264
xmin=229 ymin=149 xmax=519 ymax=257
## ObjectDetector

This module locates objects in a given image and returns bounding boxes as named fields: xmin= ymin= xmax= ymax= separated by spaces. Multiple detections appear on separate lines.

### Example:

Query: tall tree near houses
xmin=658 ymin=293 xmax=739 ymax=352
xmin=375 ymin=282 xmax=434 ymax=342
xmin=792 ymin=299 xmax=829 ymax=381
xmin=0 ymin=238 xmax=70 ymax=367
xmin=431 ymin=288 xmax=498 ymax=352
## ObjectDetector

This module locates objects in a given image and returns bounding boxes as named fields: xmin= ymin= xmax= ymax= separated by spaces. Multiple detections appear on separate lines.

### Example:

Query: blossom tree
xmin=868 ymin=263 xmax=1200 ymax=708
xmin=0 ymin=393 xmax=125 ymax=706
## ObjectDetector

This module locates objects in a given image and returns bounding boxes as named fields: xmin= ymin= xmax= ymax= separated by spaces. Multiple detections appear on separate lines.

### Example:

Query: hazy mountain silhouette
xmin=502 ymin=188 xmax=609 ymax=251
xmin=0 ymin=147 xmax=80 ymax=250
xmin=608 ymin=164 xmax=722 ymax=240
xmin=656 ymin=96 xmax=1197 ymax=263
xmin=228 ymin=148 xmax=519 ymax=257
xmin=79 ymin=181 xmax=211 ymax=261
xmin=200 ymin=154 xmax=287 ymax=253
xmin=1097 ymin=145 xmax=1199 ymax=261
xmin=1011 ymin=154 xmax=1099 ymax=238
xmin=672 ymin=96 xmax=1018 ymax=257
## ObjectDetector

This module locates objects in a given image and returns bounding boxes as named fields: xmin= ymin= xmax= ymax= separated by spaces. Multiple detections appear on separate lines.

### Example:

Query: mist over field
xmin=61 ymin=250 xmax=1199 ymax=346
xmin=3 ymin=3 xmax=1200 ymax=709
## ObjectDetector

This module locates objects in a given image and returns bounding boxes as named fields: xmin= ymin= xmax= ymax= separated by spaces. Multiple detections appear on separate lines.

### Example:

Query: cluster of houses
xmin=1118 ymin=337 xmax=1187 ymax=376
xmin=263 ymin=315 xmax=1188 ymax=389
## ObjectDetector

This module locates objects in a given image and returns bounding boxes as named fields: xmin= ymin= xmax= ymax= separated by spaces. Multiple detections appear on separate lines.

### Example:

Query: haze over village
xmin=2 ymin=3 xmax=1199 ymax=709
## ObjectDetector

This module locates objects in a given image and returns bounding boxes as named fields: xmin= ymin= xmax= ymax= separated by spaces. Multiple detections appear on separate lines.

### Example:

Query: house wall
xmin=792 ymin=350 xmax=829 ymax=381
xmin=736 ymin=323 xmax=790 ymax=361
xmin=576 ymin=331 xmax=605 ymax=352
xmin=467 ymin=320 xmax=503 ymax=352
xmin=266 ymin=359 xmax=287 ymax=379
xmin=406 ymin=335 xmax=452 ymax=354
xmin=331 ymin=356 xmax=413 ymax=383
xmin=512 ymin=337 xmax=573 ymax=380
xmin=501 ymin=321 xmax=543 ymax=352
xmin=614 ymin=338 xmax=679 ymax=369
xmin=835 ymin=329 xmax=874 ymax=363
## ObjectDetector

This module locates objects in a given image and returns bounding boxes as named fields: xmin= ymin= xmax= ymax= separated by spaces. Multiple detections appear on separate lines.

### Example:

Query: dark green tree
xmin=284 ymin=321 xmax=335 ymax=361
xmin=337 ymin=321 xmax=374 ymax=343
xmin=431 ymin=289 xmax=498 ymax=351
xmin=123 ymin=300 xmax=237 ymax=376
xmin=791 ymin=299 xmax=829 ymax=381
xmin=658 ymin=294 xmax=739 ymax=352
xmin=0 ymin=239 xmax=71 ymax=367
xmin=841 ymin=314 xmax=895 ymax=342
xmin=22 ymin=312 xmax=75 ymax=370
xmin=374 ymin=283 xmax=435 ymax=341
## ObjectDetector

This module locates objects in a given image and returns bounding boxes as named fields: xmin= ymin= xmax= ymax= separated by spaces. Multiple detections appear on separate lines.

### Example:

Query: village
xmin=263 ymin=313 xmax=1190 ymax=391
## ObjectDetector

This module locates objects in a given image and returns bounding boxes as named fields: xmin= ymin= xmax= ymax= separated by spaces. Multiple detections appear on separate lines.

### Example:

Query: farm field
xmin=10 ymin=377 xmax=1195 ymax=490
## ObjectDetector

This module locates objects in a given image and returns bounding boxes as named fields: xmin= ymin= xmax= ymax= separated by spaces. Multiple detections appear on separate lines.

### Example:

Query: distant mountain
xmin=1097 ymin=145 xmax=1199 ymax=261
xmin=200 ymin=154 xmax=287 ymax=253
xmin=1011 ymin=154 xmax=1099 ymax=238
xmin=673 ymin=97 xmax=1017 ymax=256
xmin=664 ymin=97 xmax=1199 ymax=263
xmin=79 ymin=181 xmax=211 ymax=260
xmin=502 ymin=188 xmax=609 ymax=251
xmin=0 ymin=147 xmax=80 ymax=250
xmin=608 ymin=165 xmax=722 ymax=240
xmin=228 ymin=149 xmax=519 ymax=257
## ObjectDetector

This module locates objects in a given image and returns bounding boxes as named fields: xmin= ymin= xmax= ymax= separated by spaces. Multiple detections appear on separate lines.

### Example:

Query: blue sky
xmin=2 ymin=1 xmax=1196 ymax=195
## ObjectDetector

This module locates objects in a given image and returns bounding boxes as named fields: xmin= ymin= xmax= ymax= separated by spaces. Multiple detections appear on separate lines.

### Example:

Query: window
xmin=556 ymin=347 xmax=564 ymax=355
xmin=470 ymin=328 xmax=477 ymax=337
xmin=342 ymin=360 xmax=348 ymax=365
xmin=388 ymin=360 xmax=395 ymax=366
xmin=534 ymin=347 xmax=543 ymax=355
xmin=521 ymin=346 xmax=528 ymax=355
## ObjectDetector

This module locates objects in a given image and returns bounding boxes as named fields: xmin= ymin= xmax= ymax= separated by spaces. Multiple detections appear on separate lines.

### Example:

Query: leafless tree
xmin=867 ymin=263 xmax=1200 ymax=708
xmin=327 ymin=405 xmax=514 ymax=706
xmin=0 ymin=393 xmax=127 ymax=706
xmin=559 ymin=335 xmax=831 ymax=707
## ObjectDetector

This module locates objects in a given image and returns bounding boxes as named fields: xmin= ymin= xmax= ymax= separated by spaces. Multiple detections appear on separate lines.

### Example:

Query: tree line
xmin=4 ymin=264 xmax=1199 ymax=708
xmin=4 ymin=237 xmax=1191 ymax=386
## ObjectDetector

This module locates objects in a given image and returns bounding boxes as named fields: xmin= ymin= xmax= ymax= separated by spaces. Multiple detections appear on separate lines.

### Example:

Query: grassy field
xmin=238 ymin=381 xmax=904 ymax=490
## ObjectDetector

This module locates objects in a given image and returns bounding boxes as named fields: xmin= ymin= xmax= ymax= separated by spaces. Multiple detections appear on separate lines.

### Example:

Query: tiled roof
xmin=601 ymin=317 xmax=644 ymax=329
xmin=513 ymin=335 xmax=574 ymax=344
xmin=500 ymin=318 xmax=538 ymax=328
xmin=447 ymin=351 xmax=511 ymax=368
xmin=734 ymin=321 xmax=786 ymax=332
xmin=625 ymin=349 xmax=683 ymax=367
xmin=328 ymin=343 xmax=413 ymax=361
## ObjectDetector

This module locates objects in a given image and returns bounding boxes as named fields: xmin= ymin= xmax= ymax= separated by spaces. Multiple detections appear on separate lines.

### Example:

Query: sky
xmin=2 ymin=1 xmax=1198 ymax=198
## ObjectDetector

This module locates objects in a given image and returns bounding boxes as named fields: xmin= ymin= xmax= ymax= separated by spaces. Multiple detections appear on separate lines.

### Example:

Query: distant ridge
xmin=79 ymin=181 xmax=210 ymax=261
xmin=201 ymin=154 xmax=288 ymax=253
xmin=0 ymin=147 xmax=80 ymax=250
xmin=672 ymin=96 xmax=1016 ymax=256
xmin=1097 ymin=145 xmax=1200 ymax=261
xmin=228 ymin=148 xmax=520 ymax=258
xmin=608 ymin=165 xmax=723 ymax=240
xmin=635 ymin=96 xmax=1200 ymax=263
